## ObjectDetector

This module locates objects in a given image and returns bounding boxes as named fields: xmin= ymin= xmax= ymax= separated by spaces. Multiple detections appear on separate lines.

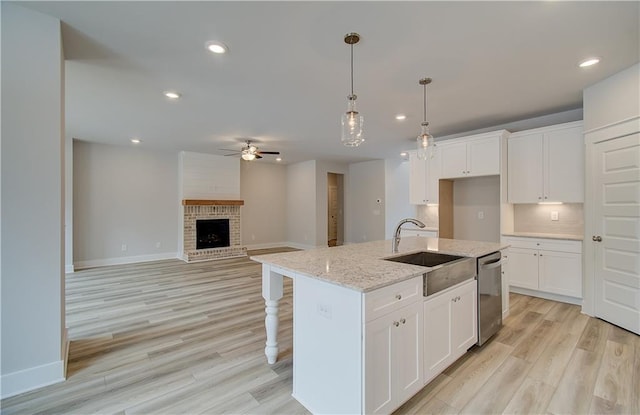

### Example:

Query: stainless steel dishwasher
xmin=477 ymin=252 xmax=503 ymax=346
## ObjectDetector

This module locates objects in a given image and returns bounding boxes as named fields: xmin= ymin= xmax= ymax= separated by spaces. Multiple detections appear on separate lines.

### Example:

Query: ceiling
xmin=21 ymin=1 xmax=640 ymax=164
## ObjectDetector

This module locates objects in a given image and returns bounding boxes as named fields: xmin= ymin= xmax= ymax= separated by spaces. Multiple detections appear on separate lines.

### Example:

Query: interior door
xmin=593 ymin=133 xmax=640 ymax=334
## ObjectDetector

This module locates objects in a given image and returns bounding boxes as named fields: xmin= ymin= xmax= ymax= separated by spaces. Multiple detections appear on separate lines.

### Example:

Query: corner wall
xmin=1 ymin=3 xmax=65 ymax=398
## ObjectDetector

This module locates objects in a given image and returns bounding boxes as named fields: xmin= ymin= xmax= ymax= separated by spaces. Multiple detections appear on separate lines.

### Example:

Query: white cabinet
xmin=423 ymin=279 xmax=477 ymax=384
xmin=439 ymin=132 xmax=504 ymax=179
xmin=409 ymin=150 xmax=441 ymax=204
xmin=364 ymin=285 xmax=423 ymax=414
xmin=502 ymin=236 xmax=583 ymax=299
xmin=508 ymin=121 xmax=584 ymax=203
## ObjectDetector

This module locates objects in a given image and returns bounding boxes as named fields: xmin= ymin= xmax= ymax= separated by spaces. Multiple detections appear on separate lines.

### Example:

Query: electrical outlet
xmin=121 ymin=244 xmax=127 ymax=252
xmin=317 ymin=303 xmax=332 ymax=319
xmin=551 ymin=211 xmax=559 ymax=221
xmin=155 ymin=242 xmax=161 ymax=249
xmin=477 ymin=211 xmax=484 ymax=220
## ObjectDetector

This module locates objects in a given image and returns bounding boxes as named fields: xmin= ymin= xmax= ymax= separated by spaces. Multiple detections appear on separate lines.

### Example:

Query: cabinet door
xmin=423 ymin=290 xmax=452 ymax=383
xmin=364 ymin=313 xmax=395 ymax=414
xmin=468 ymin=136 xmax=500 ymax=177
xmin=508 ymin=132 xmax=543 ymax=203
xmin=451 ymin=280 xmax=478 ymax=357
xmin=394 ymin=302 xmax=423 ymax=402
xmin=544 ymin=126 xmax=584 ymax=202
xmin=538 ymin=250 xmax=583 ymax=298
xmin=426 ymin=150 xmax=441 ymax=203
xmin=364 ymin=302 xmax=423 ymax=414
xmin=508 ymin=247 xmax=539 ymax=290
xmin=409 ymin=151 xmax=428 ymax=204
xmin=440 ymin=142 xmax=468 ymax=179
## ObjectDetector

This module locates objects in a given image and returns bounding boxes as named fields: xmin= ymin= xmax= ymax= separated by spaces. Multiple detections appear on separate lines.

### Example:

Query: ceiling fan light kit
xmin=416 ymin=77 xmax=435 ymax=160
xmin=341 ymin=32 xmax=364 ymax=148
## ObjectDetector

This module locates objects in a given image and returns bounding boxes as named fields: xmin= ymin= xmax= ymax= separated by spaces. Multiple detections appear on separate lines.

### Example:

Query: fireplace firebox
xmin=196 ymin=219 xmax=230 ymax=250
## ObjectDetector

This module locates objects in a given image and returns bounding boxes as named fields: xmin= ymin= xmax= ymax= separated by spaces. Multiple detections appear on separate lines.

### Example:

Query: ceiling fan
xmin=220 ymin=140 xmax=280 ymax=161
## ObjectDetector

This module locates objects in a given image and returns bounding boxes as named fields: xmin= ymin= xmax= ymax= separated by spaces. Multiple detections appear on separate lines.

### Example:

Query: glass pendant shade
xmin=241 ymin=149 xmax=256 ymax=161
xmin=416 ymin=123 xmax=435 ymax=160
xmin=341 ymin=96 xmax=364 ymax=147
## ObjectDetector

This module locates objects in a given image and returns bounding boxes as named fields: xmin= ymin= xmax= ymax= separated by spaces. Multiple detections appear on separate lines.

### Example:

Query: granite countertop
xmin=251 ymin=237 xmax=507 ymax=293
xmin=501 ymin=232 xmax=583 ymax=241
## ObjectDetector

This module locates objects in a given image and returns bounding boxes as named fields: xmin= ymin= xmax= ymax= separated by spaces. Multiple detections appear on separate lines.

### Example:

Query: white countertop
xmin=251 ymin=237 xmax=507 ymax=293
xmin=502 ymin=232 xmax=583 ymax=241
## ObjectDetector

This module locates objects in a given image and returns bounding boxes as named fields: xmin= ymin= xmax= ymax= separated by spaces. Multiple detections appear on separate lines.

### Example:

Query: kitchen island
xmin=251 ymin=237 xmax=506 ymax=414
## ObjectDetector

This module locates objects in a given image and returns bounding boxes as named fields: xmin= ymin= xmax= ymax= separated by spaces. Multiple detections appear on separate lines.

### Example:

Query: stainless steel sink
xmin=384 ymin=251 xmax=464 ymax=267
xmin=384 ymin=251 xmax=476 ymax=296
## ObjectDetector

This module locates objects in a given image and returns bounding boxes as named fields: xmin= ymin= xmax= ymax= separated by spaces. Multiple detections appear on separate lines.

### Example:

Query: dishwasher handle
xmin=480 ymin=258 xmax=503 ymax=270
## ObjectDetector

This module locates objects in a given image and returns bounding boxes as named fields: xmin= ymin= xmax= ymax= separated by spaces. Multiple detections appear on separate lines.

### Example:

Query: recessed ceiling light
xmin=579 ymin=57 xmax=600 ymax=68
xmin=395 ymin=114 xmax=407 ymax=121
xmin=131 ymin=138 xmax=141 ymax=144
xmin=276 ymin=157 xmax=282 ymax=162
xmin=164 ymin=91 xmax=181 ymax=99
xmin=400 ymin=152 xmax=408 ymax=157
xmin=206 ymin=41 xmax=228 ymax=54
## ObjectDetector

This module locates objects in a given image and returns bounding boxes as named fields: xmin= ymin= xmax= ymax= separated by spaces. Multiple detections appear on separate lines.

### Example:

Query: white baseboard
xmin=1 ymin=360 xmax=65 ymax=399
xmin=65 ymin=264 xmax=75 ymax=273
xmin=62 ymin=328 xmax=69 ymax=377
xmin=284 ymin=241 xmax=316 ymax=250
xmin=244 ymin=242 xmax=292 ymax=250
xmin=509 ymin=286 xmax=582 ymax=306
xmin=74 ymin=252 xmax=179 ymax=270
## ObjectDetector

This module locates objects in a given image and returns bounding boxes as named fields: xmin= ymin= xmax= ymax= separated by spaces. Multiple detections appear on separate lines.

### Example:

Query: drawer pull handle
xmin=393 ymin=321 xmax=400 ymax=327
xmin=400 ymin=318 xmax=406 ymax=324
xmin=395 ymin=294 xmax=402 ymax=300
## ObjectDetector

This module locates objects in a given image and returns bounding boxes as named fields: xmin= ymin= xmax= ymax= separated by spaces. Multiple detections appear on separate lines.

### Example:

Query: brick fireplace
xmin=181 ymin=200 xmax=246 ymax=262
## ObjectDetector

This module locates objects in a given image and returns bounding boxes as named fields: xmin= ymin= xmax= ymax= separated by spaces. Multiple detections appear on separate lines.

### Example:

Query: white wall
xmin=240 ymin=161 xmax=287 ymax=248
xmin=73 ymin=141 xmax=179 ymax=268
xmin=65 ymin=136 xmax=74 ymax=272
xmin=384 ymin=158 xmax=416 ymax=239
xmin=286 ymin=160 xmax=317 ymax=248
xmin=583 ymin=63 xmax=640 ymax=132
xmin=1 ymin=3 xmax=65 ymax=398
xmin=452 ymin=176 xmax=501 ymax=242
xmin=347 ymin=160 xmax=386 ymax=243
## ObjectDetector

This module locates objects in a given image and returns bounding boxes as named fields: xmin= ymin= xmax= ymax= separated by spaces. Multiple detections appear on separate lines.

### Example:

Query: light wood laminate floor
xmin=1 ymin=249 xmax=638 ymax=414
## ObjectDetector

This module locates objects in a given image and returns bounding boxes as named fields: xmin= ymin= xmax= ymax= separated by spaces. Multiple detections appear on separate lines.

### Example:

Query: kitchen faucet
xmin=392 ymin=218 xmax=426 ymax=253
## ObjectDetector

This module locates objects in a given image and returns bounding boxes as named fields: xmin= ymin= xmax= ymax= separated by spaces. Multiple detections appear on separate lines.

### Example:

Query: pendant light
xmin=416 ymin=77 xmax=435 ymax=160
xmin=341 ymin=32 xmax=364 ymax=147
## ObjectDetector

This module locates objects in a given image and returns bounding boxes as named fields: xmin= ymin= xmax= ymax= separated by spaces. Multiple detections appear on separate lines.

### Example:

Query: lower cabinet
xmin=503 ymin=236 xmax=583 ymax=300
xmin=364 ymin=301 xmax=423 ymax=414
xmin=423 ymin=279 xmax=477 ymax=383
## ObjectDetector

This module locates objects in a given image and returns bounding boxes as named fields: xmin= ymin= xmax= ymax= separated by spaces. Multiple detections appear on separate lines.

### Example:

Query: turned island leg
xmin=261 ymin=264 xmax=283 ymax=364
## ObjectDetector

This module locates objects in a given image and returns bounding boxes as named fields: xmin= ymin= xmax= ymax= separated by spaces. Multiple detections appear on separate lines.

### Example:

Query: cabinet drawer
xmin=502 ymin=236 xmax=582 ymax=254
xmin=364 ymin=277 xmax=422 ymax=322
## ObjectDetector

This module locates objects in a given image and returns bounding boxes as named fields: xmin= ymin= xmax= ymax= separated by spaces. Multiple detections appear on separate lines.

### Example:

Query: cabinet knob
xmin=592 ymin=235 xmax=602 ymax=242
xmin=395 ymin=294 xmax=402 ymax=300
xmin=534 ymin=253 xmax=537 ymax=256
xmin=393 ymin=321 xmax=400 ymax=327
xmin=538 ymin=196 xmax=542 ymax=200
xmin=400 ymin=318 xmax=406 ymax=324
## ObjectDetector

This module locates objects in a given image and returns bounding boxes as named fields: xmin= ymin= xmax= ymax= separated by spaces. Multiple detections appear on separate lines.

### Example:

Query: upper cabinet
xmin=508 ymin=121 xmax=583 ymax=203
xmin=438 ymin=131 xmax=507 ymax=179
xmin=409 ymin=150 xmax=441 ymax=205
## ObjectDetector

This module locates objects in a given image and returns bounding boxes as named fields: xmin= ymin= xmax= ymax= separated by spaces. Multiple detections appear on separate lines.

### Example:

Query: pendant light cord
xmin=350 ymin=43 xmax=354 ymax=97
xmin=423 ymin=83 xmax=427 ymax=123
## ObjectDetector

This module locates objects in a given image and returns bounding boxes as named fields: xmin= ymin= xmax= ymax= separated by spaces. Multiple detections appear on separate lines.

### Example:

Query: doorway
xmin=327 ymin=173 xmax=344 ymax=247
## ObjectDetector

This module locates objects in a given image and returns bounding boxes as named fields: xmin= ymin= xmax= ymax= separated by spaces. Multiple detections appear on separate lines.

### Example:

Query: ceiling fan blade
xmin=257 ymin=151 xmax=280 ymax=155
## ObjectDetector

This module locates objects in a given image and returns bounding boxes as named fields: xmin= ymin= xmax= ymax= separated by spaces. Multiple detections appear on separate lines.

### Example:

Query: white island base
xmin=255 ymin=238 xmax=502 ymax=414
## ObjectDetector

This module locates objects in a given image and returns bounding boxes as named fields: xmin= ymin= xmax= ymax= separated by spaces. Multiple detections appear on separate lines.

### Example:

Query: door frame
xmin=583 ymin=116 xmax=640 ymax=317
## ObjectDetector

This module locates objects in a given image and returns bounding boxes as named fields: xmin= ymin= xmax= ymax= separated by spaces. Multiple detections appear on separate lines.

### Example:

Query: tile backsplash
xmin=513 ymin=203 xmax=584 ymax=235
